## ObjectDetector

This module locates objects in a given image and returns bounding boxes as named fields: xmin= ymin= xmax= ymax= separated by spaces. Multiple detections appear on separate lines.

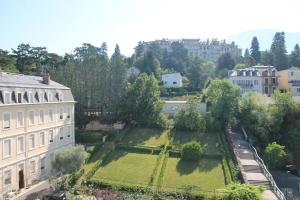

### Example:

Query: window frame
xmin=3 ymin=139 xmax=12 ymax=159
xmin=40 ymin=132 xmax=45 ymax=147
xmin=16 ymin=111 xmax=24 ymax=128
xmin=29 ymin=134 xmax=35 ymax=150
xmin=4 ymin=169 xmax=12 ymax=185
xmin=49 ymin=129 xmax=54 ymax=144
xmin=28 ymin=110 xmax=35 ymax=126
xmin=4 ymin=92 xmax=11 ymax=104
xmin=3 ymin=112 xmax=11 ymax=130
xmin=17 ymin=136 xmax=25 ymax=154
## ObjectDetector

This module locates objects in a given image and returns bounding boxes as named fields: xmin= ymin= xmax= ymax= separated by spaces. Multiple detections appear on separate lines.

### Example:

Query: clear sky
xmin=1 ymin=0 xmax=300 ymax=56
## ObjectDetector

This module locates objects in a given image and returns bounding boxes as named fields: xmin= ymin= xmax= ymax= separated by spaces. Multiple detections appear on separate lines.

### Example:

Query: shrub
xmin=181 ymin=141 xmax=205 ymax=161
xmin=264 ymin=142 xmax=287 ymax=170
xmin=174 ymin=102 xmax=206 ymax=132
xmin=219 ymin=183 xmax=263 ymax=200
xmin=75 ymin=130 xmax=102 ymax=144
xmin=52 ymin=145 xmax=88 ymax=174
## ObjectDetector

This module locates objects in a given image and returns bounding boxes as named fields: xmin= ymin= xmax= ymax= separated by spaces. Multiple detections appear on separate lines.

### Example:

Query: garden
xmin=76 ymin=127 xmax=235 ymax=197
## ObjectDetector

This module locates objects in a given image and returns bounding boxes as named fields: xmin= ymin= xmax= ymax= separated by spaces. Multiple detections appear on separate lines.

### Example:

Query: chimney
xmin=43 ymin=73 xmax=50 ymax=85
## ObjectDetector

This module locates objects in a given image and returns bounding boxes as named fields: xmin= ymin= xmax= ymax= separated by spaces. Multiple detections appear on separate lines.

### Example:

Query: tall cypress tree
xmin=271 ymin=32 xmax=287 ymax=69
xmin=244 ymin=48 xmax=255 ymax=67
xmin=250 ymin=37 xmax=261 ymax=64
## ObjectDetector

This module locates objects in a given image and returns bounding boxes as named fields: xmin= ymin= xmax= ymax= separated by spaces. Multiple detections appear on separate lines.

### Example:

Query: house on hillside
xmin=228 ymin=66 xmax=278 ymax=95
xmin=278 ymin=69 xmax=300 ymax=96
xmin=162 ymin=73 xmax=182 ymax=88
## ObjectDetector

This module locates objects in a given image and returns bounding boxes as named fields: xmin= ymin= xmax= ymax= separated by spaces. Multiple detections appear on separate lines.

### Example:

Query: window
xmin=173 ymin=81 xmax=177 ymax=85
xmin=272 ymin=78 xmax=276 ymax=84
xmin=67 ymin=126 xmax=71 ymax=138
xmin=29 ymin=110 xmax=35 ymax=125
xmin=4 ymin=92 xmax=10 ymax=104
xmin=29 ymin=134 xmax=35 ymax=149
xmin=59 ymin=127 xmax=63 ymax=140
xmin=291 ymin=71 xmax=294 ymax=76
xmin=40 ymin=132 xmax=45 ymax=147
xmin=49 ymin=130 xmax=54 ymax=143
xmin=17 ymin=136 xmax=24 ymax=154
xmin=17 ymin=92 xmax=22 ymax=103
xmin=3 ymin=139 xmax=11 ymax=158
xmin=49 ymin=109 xmax=54 ymax=122
xmin=265 ymin=87 xmax=269 ymax=94
xmin=30 ymin=160 xmax=35 ymax=174
xmin=59 ymin=108 xmax=63 ymax=120
xmin=265 ymin=78 xmax=269 ymax=84
xmin=39 ymin=110 xmax=44 ymax=124
xmin=17 ymin=111 xmax=24 ymax=128
xmin=40 ymin=157 xmax=46 ymax=175
xmin=297 ymin=88 xmax=300 ymax=93
xmin=4 ymin=170 xmax=11 ymax=185
xmin=3 ymin=113 xmax=11 ymax=130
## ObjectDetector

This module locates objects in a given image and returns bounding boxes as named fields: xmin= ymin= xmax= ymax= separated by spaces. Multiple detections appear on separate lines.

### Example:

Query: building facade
xmin=278 ymin=69 xmax=300 ymax=96
xmin=161 ymin=73 xmax=183 ymax=87
xmin=138 ymin=39 xmax=242 ymax=62
xmin=228 ymin=66 xmax=278 ymax=95
xmin=0 ymin=72 xmax=75 ymax=198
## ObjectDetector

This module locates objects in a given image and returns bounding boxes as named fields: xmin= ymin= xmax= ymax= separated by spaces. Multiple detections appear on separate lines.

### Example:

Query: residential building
xmin=278 ymin=69 xmax=300 ymax=96
xmin=0 ymin=72 xmax=75 ymax=198
xmin=161 ymin=73 xmax=182 ymax=87
xmin=228 ymin=66 xmax=278 ymax=95
xmin=137 ymin=38 xmax=242 ymax=62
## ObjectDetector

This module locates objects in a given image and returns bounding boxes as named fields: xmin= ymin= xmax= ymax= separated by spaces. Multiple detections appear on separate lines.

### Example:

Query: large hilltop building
xmin=137 ymin=39 xmax=242 ymax=62
xmin=0 ymin=72 xmax=75 ymax=198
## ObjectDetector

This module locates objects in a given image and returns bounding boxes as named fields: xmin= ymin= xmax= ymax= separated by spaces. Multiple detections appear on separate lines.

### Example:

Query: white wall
xmin=162 ymin=73 xmax=182 ymax=87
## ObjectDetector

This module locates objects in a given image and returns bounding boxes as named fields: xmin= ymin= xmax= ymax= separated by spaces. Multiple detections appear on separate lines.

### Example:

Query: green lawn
xmin=92 ymin=151 xmax=159 ymax=186
xmin=120 ymin=128 xmax=168 ymax=147
xmin=170 ymin=131 xmax=221 ymax=155
xmin=162 ymin=157 xmax=226 ymax=192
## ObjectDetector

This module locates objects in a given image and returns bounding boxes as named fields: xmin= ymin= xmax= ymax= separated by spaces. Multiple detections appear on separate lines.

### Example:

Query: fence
xmin=242 ymin=128 xmax=286 ymax=200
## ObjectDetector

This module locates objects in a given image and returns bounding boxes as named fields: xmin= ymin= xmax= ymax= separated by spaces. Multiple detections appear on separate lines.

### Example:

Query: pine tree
xmin=289 ymin=44 xmax=300 ymax=67
xmin=244 ymin=48 xmax=255 ymax=67
xmin=271 ymin=32 xmax=287 ymax=69
xmin=250 ymin=37 xmax=261 ymax=64
xmin=261 ymin=50 xmax=273 ymax=66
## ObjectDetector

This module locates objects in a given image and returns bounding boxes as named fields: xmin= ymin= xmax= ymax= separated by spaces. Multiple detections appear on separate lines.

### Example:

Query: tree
xmin=174 ymin=102 xmax=206 ymax=132
xmin=135 ymin=51 xmax=161 ymax=78
xmin=0 ymin=49 xmax=17 ymax=72
xmin=217 ymin=53 xmax=235 ymax=70
xmin=243 ymin=48 xmax=255 ymax=67
xmin=52 ymin=146 xmax=87 ymax=174
xmin=250 ymin=37 xmax=261 ymax=64
xmin=271 ymin=32 xmax=287 ymax=69
xmin=287 ymin=122 xmax=300 ymax=165
xmin=260 ymin=50 xmax=273 ymax=66
xmin=120 ymin=74 xmax=167 ymax=128
xmin=264 ymin=142 xmax=287 ymax=169
xmin=289 ymin=44 xmax=300 ymax=67
xmin=220 ymin=183 xmax=263 ymax=200
xmin=181 ymin=141 xmax=205 ymax=161
xmin=204 ymin=79 xmax=241 ymax=129
xmin=165 ymin=41 xmax=188 ymax=74
xmin=186 ymin=58 xmax=216 ymax=90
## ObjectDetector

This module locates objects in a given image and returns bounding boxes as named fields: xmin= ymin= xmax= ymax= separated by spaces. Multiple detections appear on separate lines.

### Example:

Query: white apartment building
xmin=228 ymin=66 xmax=278 ymax=95
xmin=161 ymin=73 xmax=183 ymax=88
xmin=138 ymin=39 xmax=242 ymax=63
xmin=0 ymin=72 xmax=75 ymax=198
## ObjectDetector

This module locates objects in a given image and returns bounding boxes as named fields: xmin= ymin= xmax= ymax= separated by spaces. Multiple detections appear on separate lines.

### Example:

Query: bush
xmin=174 ymin=102 xmax=206 ymax=132
xmin=181 ymin=141 xmax=205 ymax=161
xmin=219 ymin=183 xmax=263 ymax=200
xmin=264 ymin=142 xmax=287 ymax=170
xmin=75 ymin=130 xmax=103 ymax=144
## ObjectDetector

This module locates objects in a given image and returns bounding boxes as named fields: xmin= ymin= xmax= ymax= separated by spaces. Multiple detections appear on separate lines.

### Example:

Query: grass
xmin=92 ymin=150 xmax=159 ymax=186
xmin=75 ymin=130 xmax=103 ymax=144
xmin=162 ymin=157 xmax=226 ymax=192
xmin=170 ymin=131 xmax=221 ymax=155
xmin=120 ymin=128 xmax=168 ymax=147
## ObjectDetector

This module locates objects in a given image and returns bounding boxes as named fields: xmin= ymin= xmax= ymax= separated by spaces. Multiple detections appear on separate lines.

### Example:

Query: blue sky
xmin=1 ymin=0 xmax=300 ymax=56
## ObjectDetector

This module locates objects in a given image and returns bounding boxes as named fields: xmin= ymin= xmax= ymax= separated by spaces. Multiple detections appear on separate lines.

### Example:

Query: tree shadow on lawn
xmin=176 ymin=158 xmax=220 ymax=175
xmin=121 ymin=127 xmax=166 ymax=146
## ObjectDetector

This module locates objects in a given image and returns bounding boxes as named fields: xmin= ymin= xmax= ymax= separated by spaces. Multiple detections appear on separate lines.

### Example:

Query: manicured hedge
xmin=116 ymin=144 xmax=162 ymax=155
xmin=68 ymin=168 xmax=85 ymax=185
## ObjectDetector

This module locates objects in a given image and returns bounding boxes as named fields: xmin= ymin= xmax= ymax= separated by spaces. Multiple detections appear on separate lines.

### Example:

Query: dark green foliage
xmin=174 ymin=102 xmax=206 ymax=132
xmin=116 ymin=144 xmax=162 ymax=154
xmin=260 ymin=50 xmax=273 ymax=66
xmin=250 ymin=37 xmax=261 ymax=64
xmin=289 ymin=44 xmax=300 ymax=67
xmin=271 ymin=32 xmax=287 ymax=69
xmin=219 ymin=183 xmax=263 ymax=200
xmin=243 ymin=48 xmax=255 ymax=67
xmin=181 ymin=141 xmax=205 ymax=161
xmin=264 ymin=142 xmax=287 ymax=170
xmin=135 ymin=51 xmax=161 ymax=78
xmin=217 ymin=53 xmax=235 ymax=70
xmin=120 ymin=74 xmax=168 ymax=129
xmin=0 ymin=49 xmax=17 ymax=72
xmin=52 ymin=146 xmax=88 ymax=174
xmin=204 ymin=79 xmax=240 ymax=129
xmin=68 ymin=168 xmax=85 ymax=185
xmin=75 ymin=130 xmax=103 ymax=144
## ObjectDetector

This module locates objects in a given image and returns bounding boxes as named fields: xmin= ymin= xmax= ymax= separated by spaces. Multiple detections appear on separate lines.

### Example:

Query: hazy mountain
xmin=226 ymin=29 xmax=300 ymax=53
